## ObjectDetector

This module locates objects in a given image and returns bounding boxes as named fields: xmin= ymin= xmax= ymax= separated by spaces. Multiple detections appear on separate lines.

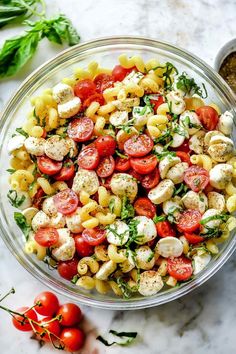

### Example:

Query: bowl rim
xmin=1 ymin=35 xmax=236 ymax=310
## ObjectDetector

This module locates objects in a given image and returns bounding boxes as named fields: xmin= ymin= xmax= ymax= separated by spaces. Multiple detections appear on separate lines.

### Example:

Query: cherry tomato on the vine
xmin=12 ymin=307 xmax=38 ymax=332
xmin=57 ymin=303 xmax=82 ymax=327
xmin=60 ymin=327 xmax=85 ymax=352
xmin=34 ymin=291 xmax=59 ymax=317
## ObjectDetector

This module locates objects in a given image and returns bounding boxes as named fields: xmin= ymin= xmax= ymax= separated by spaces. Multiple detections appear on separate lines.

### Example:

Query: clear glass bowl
xmin=0 ymin=37 xmax=235 ymax=310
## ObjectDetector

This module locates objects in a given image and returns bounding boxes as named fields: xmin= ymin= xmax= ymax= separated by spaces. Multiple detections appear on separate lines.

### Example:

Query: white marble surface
xmin=0 ymin=0 xmax=236 ymax=353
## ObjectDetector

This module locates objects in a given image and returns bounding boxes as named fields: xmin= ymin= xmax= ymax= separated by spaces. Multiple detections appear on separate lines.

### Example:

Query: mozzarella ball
xmin=135 ymin=246 xmax=155 ymax=270
xmin=156 ymin=236 xmax=183 ymax=258
xmin=50 ymin=212 xmax=66 ymax=228
xmin=179 ymin=110 xmax=202 ymax=135
xmin=52 ymin=83 xmax=74 ymax=104
xmin=166 ymin=91 xmax=186 ymax=115
xmin=42 ymin=197 xmax=57 ymax=217
xmin=166 ymin=162 xmax=189 ymax=184
xmin=7 ymin=135 xmax=26 ymax=154
xmin=24 ymin=137 xmax=45 ymax=156
xmin=106 ymin=220 xmax=129 ymax=246
xmin=65 ymin=207 xmax=84 ymax=233
xmin=148 ymin=179 xmax=175 ymax=204
xmin=162 ymin=197 xmax=182 ymax=216
xmin=133 ymin=216 xmax=157 ymax=244
xmin=138 ymin=271 xmax=164 ymax=296
xmin=208 ymin=135 xmax=234 ymax=162
xmin=110 ymin=173 xmax=138 ymax=202
xmin=58 ymin=97 xmax=81 ymax=118
xmin=182 ymin=191 xmax=208 ymax=214
xmin=170 ymin=123 xmax=188 ymax=148
xmin=201 ymin=209 xmax=221 ymax=233
xmin=189 ymin=130 xmax=205 ymax=154
xmin=217 ymin=111 xmax=233 ymax=135
xmin=209 ymin=163 xmax=233 ymax=189
xmin=159 ymin=155 xmax=181 ymax=179
xmin=31 ymin=210 xmax=50 ymax=231
xmin=44 ymin=135 xmax=70 ymax=161
xmin=109 ymin=111 xmax=128 ymax=127
xmin=52 ymin=228 xmax=75 ymax=261
xmin=72 ymin=169 xmax=99 ymax=195
xmin=193 ymin=252 xmax=211 ymax=275
xmin=207 ymin=191 xmax=225 ymax=212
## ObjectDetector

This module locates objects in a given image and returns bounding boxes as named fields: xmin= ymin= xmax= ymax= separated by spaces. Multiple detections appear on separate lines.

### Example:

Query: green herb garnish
xmin=7 ymin=190 xmax=26 ymax=208
xmin=121 ymin=196 xmax=135 ymax=220
xmin=14 ymin=212 xmax=31 ymax=240
xmin=97 ymin=330 xmax=137 ymax=347
xmin=176 ymin=72 xmax=208 ymax=98
xmin=153 ymin=215 xmax=166 ymax=223
xmin=6 ymin=168 xmax=16 ymax=174
xmin=15 ymin=127 xmax=29 ymax=138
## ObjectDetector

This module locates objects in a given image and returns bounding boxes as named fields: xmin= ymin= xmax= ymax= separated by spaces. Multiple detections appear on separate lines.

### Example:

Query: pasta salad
xmin=7 ymin=54 xmax=236 ymax=298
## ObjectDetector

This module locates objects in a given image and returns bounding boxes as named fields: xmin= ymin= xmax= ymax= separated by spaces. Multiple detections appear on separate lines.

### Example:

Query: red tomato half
xmin=130 ymin=154 xmax=158 ymax=175
xmin=53 ymin=189 xmax=78 ymax=215
xmin=57 ymin=258 xmax=79 ymax=280
xmin=34 ymin=291 xmax=59 ymax=317
xmin=95 ymin=135 xmax=116 ymax=156
xmin=68 ymin=117 xmax=94 ymax=142
xmin=177 ymin=209 xmax=202 ymax=233
xmin=115 ymin=156 xmax=131 ymax=172
xmin=128 ymin=169 xmax=143 ymax=182
xmin=78 ymin=146 xmax=100 ymax=170
xmin=176 ymin=151 xmax=191 ymax=165
xmin=94 ymin=73 xmax=114 ymax=93
xmin=141 ymin=168 xmax=160 ymax=189
xmin=184 ymin=233 xmax=204 ymax=244
xmin=83 ymin=93 xmax=105 ymax=108
xmin=74 ymin=234 xmax=94 ymax=257
xmin=134 ymin=197 xmax=156 ymax=218
xmin=57 ymin=304 xmax=82 ymax=327
xmin=167 ymin=256 xmax=193 ymax=281
xmin=35 ymin=227 xmax=59 ymax=247
xmin=60 ymin=328 xmax=85 ymax=352
xmin=96 ymin=156 xmax=115 ymax=178
xmin=196 ymin=106 xmax=219 ymax=131
xmin=150 ymin=95 xmax=164 ymax=112
xmin=36 ymin=317 xmax=61 ymax=342
xmin=112 ymin=65 xmax=136 ymax=81
xmin=32 ymin=188 xmax=45 ymax=209
xmin=155 ymin=221 xmax=176 ymax=238
xmin=12 ymin=307 xmax=38 ymax=332
xmin=74 ymin=79 xmax=96 ymax=101
xmin=37 ymin=156 xmax=62 ymax=175
xmin=82 ymin=227 xmax=106 ymax=246
xmin=124 ymin=134 xmax=154 ymax=157
xmin=184 ymin=165 xmax=209 ymax=192
xmin=54 ymin=160 xmax=75 ymax=181
xmin=173 ymin=140 xmax=190 ymax=153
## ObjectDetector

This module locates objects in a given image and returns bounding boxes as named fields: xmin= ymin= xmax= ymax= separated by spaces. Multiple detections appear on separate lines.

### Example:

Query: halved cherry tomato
xmin=95 ymin=135 xmax=116 ymax=156
xmin=34 ymin=291 xmax=59 ymax=317
xmin=141 ymin=168 xmax=160 ymax=189
xmin=128 ymin=169 xmax=143 ymax=182
xmin=155 ymin=221 xmax=176 ymax=238
xmin=57 ymin=303 xmax=82 ymax=327
xmin=167 ymin=256 xmax=193 ymax=281
xmin=172 ymin=139 xmax=190 ymax=153
xmin=41 ymin=129 xmax=47 ymax=138
xmin=57 ymin=258 xmax=79 ymax=280
xmin=204 ymin=183 xmax=214 ymax=194
xmin=196 ymin=106 xmax=219 ymax=131
xmin=83 ymin=93 xmax=105 ymax=109
xmin=130 ymin=154 xmax=158 ymax=175
xmin=54 ymin=160 xmax=75 ymax=181
xmin=176 ymin=151 xmax=191 ymax=165
xmin=35 ymin=227 xmax=59 ymax=247
xmin=35 ymin=317 xmax=61 ymax=342
xmin=53 ymin=189 xmax=78 ymax=215
xmin=124 ymin=134 xmax=154 ymax=157
xmin=32 ymin=188 xmax=45 ymax=209
xmin=112 ymin=65 xmax=136 ymax=81
xmin=184 ymin=233 xmax=204 ymax=244
xmin=12 ymin=307 xmax=38 ymax=332
xmin=74 ymin=79 xmax=96 ymax=100
xmin=37 ymin=156 xmax=62 ymax=175
xmin=74 ymin=234 xmax=94 ymax=257
xmin=68 ymin=117 xmax=94 ymax=142
xmin=177 ymin=209 xmax=202 ymax=233
xmin=184 ymin=165 xmax=209 ymax=192
xmin=96 ymin=155 xmax=115 ymax=178
xmin=134 ymin=197 xmax=156 ymax=218
xmin=150 ymin=95 xmax=164 ymax=112
xmin=82 ymin=227 xmax=106 ymax=246
xmin=60 ymin=328 xmax=85 ymax=352
xmin=78 ymin=145 xmax=100 ymax=170
xmin=115 ymin=156 xmax=131 ymax=172
xmin=94 ymin=73 xmax=114 ymax=93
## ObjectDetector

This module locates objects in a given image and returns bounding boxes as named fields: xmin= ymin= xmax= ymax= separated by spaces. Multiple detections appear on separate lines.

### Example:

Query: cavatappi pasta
xmin=7 ymin=54 xmax=236 ymax=299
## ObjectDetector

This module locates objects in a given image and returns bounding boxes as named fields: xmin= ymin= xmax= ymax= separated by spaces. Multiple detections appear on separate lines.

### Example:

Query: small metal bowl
xmin=214 ymin=38 xmax=236 ymax=72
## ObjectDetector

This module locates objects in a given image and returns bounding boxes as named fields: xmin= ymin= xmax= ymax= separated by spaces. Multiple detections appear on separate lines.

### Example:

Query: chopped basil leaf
xmin=176 ymin=72 xmax=208 ymax=98
xmin=97 ymin=330 xmax=137 ymax=347
xmin=71 ymin=275 xmax=79 ymax=284
xmin=7 ymin=190 xmax=26 ymax=208
xmin=15 ymin=127 xmax=29 ymax=138
xmin=6 ymin=168 xmax=16 ymax=174
xmin=153 ymin=215 xmax=166 ymax=223
xmin=14 ymin=212 xmax=31 ymax=240
xmin=121 ymin=196 xmax=135 ymax=220
xmin=115 ymin=150 xmax=129 ymax=159
xmin=108 ymin=198 xmax=115 ymax=213
xmin=200 ymin=214 xmax=230 ymax=225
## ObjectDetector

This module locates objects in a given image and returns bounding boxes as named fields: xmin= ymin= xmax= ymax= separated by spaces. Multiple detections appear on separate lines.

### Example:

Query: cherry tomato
xmin=124 ymin=134 xmax=154 ymax=157
xmin=96 ymin=156 xmax=115 ymax=178
xmin=112 ymin=65 xmax=136 ymax=81
xmin=35 ymin=227 xmax=59 ymax=247
xmin=115 ymin=156 xmax=131 ymax=172
xmin=94 ymin=73 xmax=114 ymax=93
xmin=128 ymin=169 xmax=143 ymax=182
xmin=78 ymin=145 xmax=100 ymax=170
xmin=57 ymin=304 xmax=82 ymax=327
xmin=155 ymin=221 xmax=176 ymax=238
xmin=204 ymin=183 xmax=214 ymax=194
xmin=150 ymin=95 xmax=164 ymax=112
xmin=34 ymin=292 xmax=59 ymax=316
xmin=82 ymin=227 xmax=106 ymax=246
xmin=173 ymin=139 xmax=190 ymax=153
xmin=54 ymin=160 xmax=75 ymax=181
xmin=134 ymin=197 xmax=156 ymax=218
xmin=57 ymin=258 xmax=79 ymax=280
xmin=83 ymin=93 xmax=105 ymax=109
xmin=177 ymin=209 xmax=202 ymax=233
xmin=37 ymin=156 xmax=62 ymax=175
xmin=60 ymin=328 xmax=85 ymax=352
xmin=184 ymin=233 xmax=204 ymax=244
xmin=74 ymin=234 xmax=94 ymax=257
xmin=41 ymin=129 xmax=47 ymax=138
xmin=68 ymin=117 xmax=94 ymax=142
xmin=167 ymin=256 xmax=193 ymax=281
xmin=95 ymin=135 xmax=116 ymax=157
xmin=53 ymin=189 xmax=79 ymax=215
xmin=32 ymin=188 xmax=45 ymax=209
xmin=12 ymin=307 xmax=38 ymax=332
xmin=141 ymin=168 xmax=160 ymax=189
xmin=196 ymin=106 xmax=219 ymax=130
xmin=74 ymin=79 xmax=96 ymax=101
xmin=130 ymin=154 xmax=158 ymax=175
xmin=184 ymin=165 xmax=209 ymax=192
xmin=176 ymin=151 xmax=191 ymax=165
xmin=36 ymin=317 xmax=61 ymax=342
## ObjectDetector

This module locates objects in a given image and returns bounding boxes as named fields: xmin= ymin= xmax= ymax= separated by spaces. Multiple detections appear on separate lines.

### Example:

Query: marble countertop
xmin=0 ymin=0 xmax=236 ymax=353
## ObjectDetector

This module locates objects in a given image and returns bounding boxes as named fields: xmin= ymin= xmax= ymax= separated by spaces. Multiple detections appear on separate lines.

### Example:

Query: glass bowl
xmin=0 ymin=36 xmax=235 ymax=310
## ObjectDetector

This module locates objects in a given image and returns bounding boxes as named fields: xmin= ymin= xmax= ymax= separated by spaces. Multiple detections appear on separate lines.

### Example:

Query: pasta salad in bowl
xmin=1 ymin=37 xmax=236 ymax=309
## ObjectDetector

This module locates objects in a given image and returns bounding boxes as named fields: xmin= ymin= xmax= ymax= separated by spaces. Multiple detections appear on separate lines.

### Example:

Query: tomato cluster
xmin=12 ymin=291 xmax=84 ymax=352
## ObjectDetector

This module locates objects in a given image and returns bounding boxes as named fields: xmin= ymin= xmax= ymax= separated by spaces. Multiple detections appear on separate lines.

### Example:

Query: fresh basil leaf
xmin=121 ymin=196 xmax=135 ymax=220
xmin=153 ymin=215 xmax=166 ymax=223
xmin=14 ymin=212 xmax=31 ymax=240
xmin=200 ymin=214 xmax=230 ymax=225
xmin=97 ymin=330 xmax=137 ymax=347
xmin=176 ymin=71 xmax=208 ymax=98
xmin=6 ymin=168 xmax=16 ymax=174
xmin=0 ymin=0 xmax=37 ymax=28
xmin=7 ymin=190 xmax=26 ymax=208
xmin=15 ymin=127 xmax=29 ymax=137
